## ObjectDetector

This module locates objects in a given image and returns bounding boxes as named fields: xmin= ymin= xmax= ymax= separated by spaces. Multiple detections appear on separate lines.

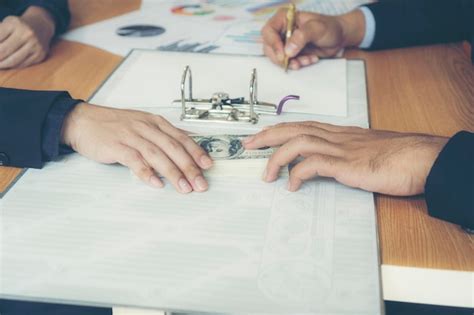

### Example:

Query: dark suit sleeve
xmin=8 ymin=0 xmax=71 ymax=35
xmin=0 ymin=298 xmax=112 ymax=315
xmin=425 ymin=131 xmax=474 ymax=230
xmin=365 ymin=0 xmax=473 ymax=51
xmin=0 ymin=87 xmax=79 ymax=169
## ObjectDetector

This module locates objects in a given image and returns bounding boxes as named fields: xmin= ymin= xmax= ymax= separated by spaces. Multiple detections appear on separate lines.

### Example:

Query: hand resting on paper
xmin=0 ymin=6 xmax=56 ymax=69
xmin=243 ymin=121 xmax=448 ymax=196
xmin=61 ymin=103 xmax=213 ymax=194
xmin=261 ymin=9 xmax=365 ymax=70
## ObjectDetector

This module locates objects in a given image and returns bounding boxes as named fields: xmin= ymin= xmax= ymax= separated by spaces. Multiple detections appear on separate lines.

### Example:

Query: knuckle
xmin=182 ymin=163 xmax=201 ymax=176
xmin=145 ymin=144 xmax=159 ymax=157
xmin=4 ymin=16 xmax=19 ymax=24
xmin=267 ymin=156 xmax=282 ymax=169
xmin=153 ymin=114 xmax=166 ymax=125
xmin=134 ymin=119 xmax=153 ymax=132
xmin=290 ymin=124 xmax=309 ymax=133
xmin=175 ymin=132 xmax=191 ymax=144
xmin=119 ymin=127 xmax=135 ymax=139
xmin=295 ymin=134 xmax=312 ymax=144
xmin=125 ymin=150 xmax=142 ymax=163
xmin=166 ymin=138 xmax=183 ymax=151
xmin=292 ymin=30 xmax=307 ymax=44
xmin=190 ymin=144 xmax=207 ymax=157
xmin=135 ymin=164 xmax=152 ymax=178
xmin=23 ymin=27 xmax=35 ymax=39
xmin=257 ymin=129 xmax=269 ymax=140
xmin=165 ymin=166 xmax=183 ymax=181
xmin=289 ymin=167 xmax=305 ymax=180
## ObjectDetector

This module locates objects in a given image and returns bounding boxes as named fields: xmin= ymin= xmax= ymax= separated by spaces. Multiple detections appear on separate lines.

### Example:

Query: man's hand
xmin=61 ymin=103 xmax=214 ymax=194
xmin=261 ymin=9 xmax=366 ymax=70
xmin=0 ymin=6 xmax=55 ymax=69
xmin=243 ymin=121 xmax=449 ymax=196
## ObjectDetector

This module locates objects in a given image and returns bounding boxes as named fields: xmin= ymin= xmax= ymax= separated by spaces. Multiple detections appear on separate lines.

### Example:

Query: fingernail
xmin=200 ymin=155 xmax=213 ymax=169
xmin=262 ymin=168 xmax=268 ymax=181
xmin=287 ymin=181 xmax=294 ymax=191
xmin=310 ymin=55 xmax=319 ymax=63
xmin=178 ymin=178 xmax=192 ymax=193
xmin=149 ymin=175 xmax=164 ymax=188
xmin=242 ymin=135 xmax=255 ymax=144
xmin=287 ymin=180 xmax=300 ymax=192
xmin=301 ymin=58 xmax=310 ymax=66
xmin=285 ymin=43 xmax=298 ymax=56
xmin=194 ymin=175 xmax=208 ymax=192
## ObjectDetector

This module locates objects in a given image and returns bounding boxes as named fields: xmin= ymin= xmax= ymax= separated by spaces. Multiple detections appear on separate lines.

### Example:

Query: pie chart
xmin=171 ymin=4 xmax=214 ymax=16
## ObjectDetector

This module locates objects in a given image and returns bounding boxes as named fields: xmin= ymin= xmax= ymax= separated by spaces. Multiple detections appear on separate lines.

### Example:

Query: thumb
xmin=284 ymin=27 xmax=307 ymax=58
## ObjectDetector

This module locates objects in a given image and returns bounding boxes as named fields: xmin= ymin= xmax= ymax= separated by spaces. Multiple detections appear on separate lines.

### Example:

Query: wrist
xmin=61 ymin=102 xmax=88 ymax=150
xmin=21 ymin=6 xmax=56 ymax=39
xmin=338 ymin=9 xmax=366 ymax=47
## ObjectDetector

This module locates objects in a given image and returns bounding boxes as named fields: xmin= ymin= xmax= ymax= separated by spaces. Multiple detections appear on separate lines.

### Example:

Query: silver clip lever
xmin=172 ymin=65 xmax=278 ymax=124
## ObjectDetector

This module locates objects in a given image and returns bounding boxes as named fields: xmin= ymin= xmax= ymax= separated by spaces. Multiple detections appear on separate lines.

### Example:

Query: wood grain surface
xmin=0 ymin=0 xmax=472 ymax=272
xmin=346 ymin=45 xmax=474 ymax=270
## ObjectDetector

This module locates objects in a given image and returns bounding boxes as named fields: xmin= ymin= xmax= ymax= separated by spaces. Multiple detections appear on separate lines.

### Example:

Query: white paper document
xmin=62 ymin=0 xmax=374 ymax=57
xmin=0 ymin=59 xmax=382 ymax=314
xmin=91 ymin=50 xmax=347 ymax=117
xmin=0 ymin=159 xmax=381 ymax=314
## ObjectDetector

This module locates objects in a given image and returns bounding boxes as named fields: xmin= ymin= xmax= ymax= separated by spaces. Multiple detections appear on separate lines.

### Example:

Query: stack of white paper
xmin=0 ymin=50 xmax=381 ymax=314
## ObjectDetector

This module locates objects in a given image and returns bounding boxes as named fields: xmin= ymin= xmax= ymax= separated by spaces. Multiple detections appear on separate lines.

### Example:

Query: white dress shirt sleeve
xmin=358 ymin=6 xmax=376 ymax=49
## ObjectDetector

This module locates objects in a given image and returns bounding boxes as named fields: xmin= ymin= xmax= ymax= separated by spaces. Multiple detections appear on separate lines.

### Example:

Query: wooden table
xmin=1 ymin=0 xmax=473 ymax=309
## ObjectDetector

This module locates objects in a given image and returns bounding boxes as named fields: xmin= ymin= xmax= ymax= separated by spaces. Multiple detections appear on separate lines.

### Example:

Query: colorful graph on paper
xmin=171 ymin=4 xmax=215 ymax=16
xmin=225 ymin=29 xmax=261 ymax=44
xmin=165 ymin=0 xmax=375 ymax=55
xmin=159 ymin=40 xmax=219 ymax=53
xmin=246 ymin=1 xmax=301 ymax=17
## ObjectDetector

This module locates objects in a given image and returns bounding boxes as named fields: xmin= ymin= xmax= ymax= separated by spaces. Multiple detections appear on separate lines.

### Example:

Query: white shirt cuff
xmin=358 ymin=6 xmax=376 ymax=49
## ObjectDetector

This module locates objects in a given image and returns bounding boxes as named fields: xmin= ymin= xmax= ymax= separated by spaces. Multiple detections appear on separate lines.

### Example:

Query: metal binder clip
xmin=173 ymin=65 xmax=278 ymax=124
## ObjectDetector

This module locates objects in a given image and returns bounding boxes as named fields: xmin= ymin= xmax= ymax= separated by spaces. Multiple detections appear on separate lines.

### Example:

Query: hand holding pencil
xmin=261 ymin=6 xmax=367 ymax=70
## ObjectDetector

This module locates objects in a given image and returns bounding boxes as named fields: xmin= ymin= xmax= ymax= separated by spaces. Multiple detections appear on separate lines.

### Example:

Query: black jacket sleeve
xmin=7 ymin=0 xmax=71 ymax=35
xmin=0 ymin=88 xmax=78 ymax=169
xmin=366 ymin=0 xmax=473 ymax=59
xmin=0 ymin=297 xmax=112 ymax=315
xmin=425 ymin=131 xmax=474 ymax=230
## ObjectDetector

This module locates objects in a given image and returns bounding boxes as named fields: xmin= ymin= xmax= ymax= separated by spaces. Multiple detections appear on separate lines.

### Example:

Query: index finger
xmin=0 ymin=22 xmax=14 ymax=42
xmin=242 ymin=123 xmax=334 ymax=149
xmin=261 ymin=9 xmax=287 ymax=62
xmin=152 ymin=115 xmax=213 ymax=170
